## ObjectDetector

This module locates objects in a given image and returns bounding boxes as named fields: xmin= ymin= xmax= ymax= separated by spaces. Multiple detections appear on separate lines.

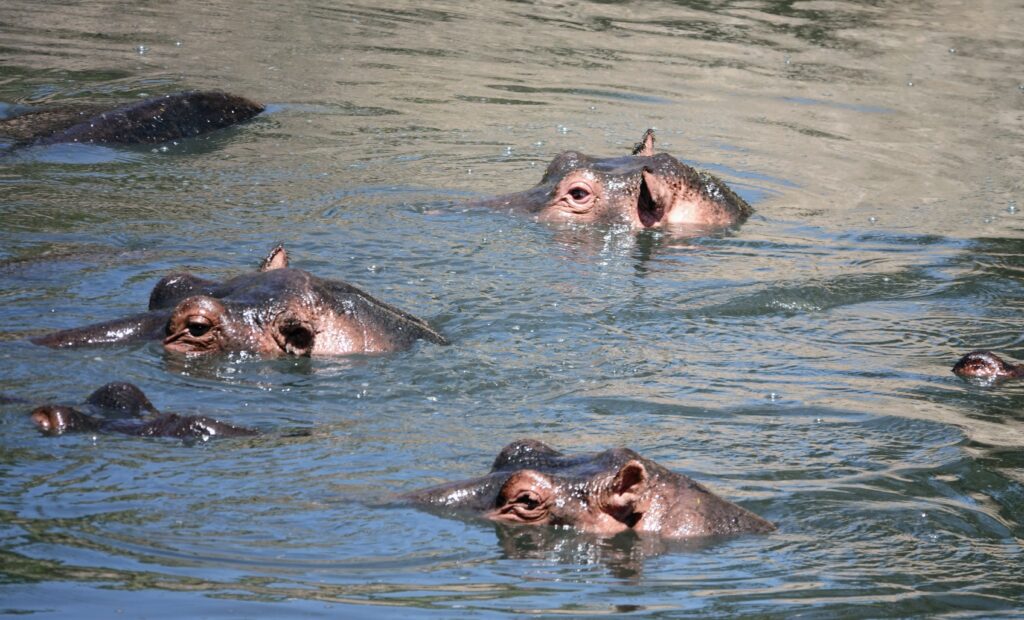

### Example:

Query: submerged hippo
xmin=33 ymin=245 xmax=448 ymax=356
xmin=479 ymin=129 xmax=752 ymax=229
xmin=30 ymin=382 xmax=257 ymax=440
xmin=403 ymin=439 xmax=775 ymax=539
xmin=0 ymin=90 xmax=263 ymax=147
xmin=952 ymin=350 xmax=1024 ymax=382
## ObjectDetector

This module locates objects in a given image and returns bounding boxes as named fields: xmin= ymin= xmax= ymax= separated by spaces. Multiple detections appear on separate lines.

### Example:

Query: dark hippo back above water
xmin=477 ymin=129 xmax=752 ymax=229
xmin=403 ymin=439 xmax=775 ymax=539
xmin=33 ymin=245 xmax=448 ymax=357
xmin=0 ymin=90 xmax=264 ymax=147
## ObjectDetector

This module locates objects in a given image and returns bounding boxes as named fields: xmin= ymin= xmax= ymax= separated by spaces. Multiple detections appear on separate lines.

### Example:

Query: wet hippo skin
xmin=0 ymin=90 xmax=264 ymax=146
xmin=30 ymin=382 xmax=257 ymax=440
xmin=475 ymin=129 xmax=752 ymax=229
xmin=403 ymin=439 xmax=775 ymax=539
xmin=952 ymin=350 xmax=1024 ymax=382
xmin=32 ymin=245 xmax=448 ymax=357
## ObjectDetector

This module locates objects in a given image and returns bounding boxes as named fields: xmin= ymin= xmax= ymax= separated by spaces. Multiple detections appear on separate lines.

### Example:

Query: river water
xmin=1 ymin=0 xmax=1022 ymax=617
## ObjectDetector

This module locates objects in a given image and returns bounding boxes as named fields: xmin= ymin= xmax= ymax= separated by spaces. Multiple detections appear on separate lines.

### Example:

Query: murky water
xmin=1 ymin=0 xmax=1023 ymax=616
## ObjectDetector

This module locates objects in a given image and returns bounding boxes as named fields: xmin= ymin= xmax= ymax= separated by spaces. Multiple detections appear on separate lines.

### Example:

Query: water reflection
xmin=494 ymin=522 xmax=725 ymax=582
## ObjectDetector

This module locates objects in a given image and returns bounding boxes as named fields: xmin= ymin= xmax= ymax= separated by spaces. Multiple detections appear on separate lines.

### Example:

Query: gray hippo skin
xmin=0 ymin=91 xmax=263 ymax=146
xmin=31 ymin=382 xmax=257 ymax=440
xmin=478 ymin=129 xmax=752 ymax=229
xmin=952 ymin=351 xmax=1024 ymax=382
xmin=403 ymin=439 xmax=775 ymax=539
xmin=33 ymin=245 xmax=448 ymax=357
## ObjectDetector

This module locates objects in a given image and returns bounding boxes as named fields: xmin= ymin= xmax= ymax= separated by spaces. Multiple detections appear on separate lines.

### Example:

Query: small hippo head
xmin=952 ymin=350 xmax=1024 ymax=382
xmin=33 ymin=246 xmax=447 ymax=357
xmin=404 ymin=439 xmax=774 ymax=539
xmin=31 ymin=405 xmax=91 ymax=435
xmin=481 ymin=130 xmax=752 ymax=229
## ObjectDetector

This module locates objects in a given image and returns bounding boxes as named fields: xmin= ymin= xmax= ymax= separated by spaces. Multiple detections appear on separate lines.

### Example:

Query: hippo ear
xmin=603 ymin=460 xmax=648 ymax=524
xmin=259 ymin=245 xmax=289 ymax=272
xmin=631 ymin=129 xmax=655 ymax=156
xmin=636 ymin=168 xmax=674 ymax=228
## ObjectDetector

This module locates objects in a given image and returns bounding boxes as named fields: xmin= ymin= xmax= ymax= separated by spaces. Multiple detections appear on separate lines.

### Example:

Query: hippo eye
xmin=568 ymin=187 xmax=590 ymax=201
xmin=186 ymin=316 xmax=212 ymax=337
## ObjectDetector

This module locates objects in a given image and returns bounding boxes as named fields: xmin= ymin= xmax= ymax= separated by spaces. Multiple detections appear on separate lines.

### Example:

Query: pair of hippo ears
xmin=258 ymin=245 xmax=289 ymax=272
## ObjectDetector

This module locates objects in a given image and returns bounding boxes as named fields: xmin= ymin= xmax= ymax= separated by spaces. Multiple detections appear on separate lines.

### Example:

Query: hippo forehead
xmin=491 ymin=440 xmax=643 ymax=476
xmin=541 ymin=151 xmax=685 ymax=183
xmin=157 ymin=268 xmax=347 ymax=311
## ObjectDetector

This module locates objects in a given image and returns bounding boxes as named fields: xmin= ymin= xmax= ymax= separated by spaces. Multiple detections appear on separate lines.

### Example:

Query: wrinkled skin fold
xmin=402 ymin=439 xmax=775 ymax=539
xmin=30 ymin=382 xmax=257 ymax=440
xmin=952 ymin=350 xmax=1024 ymax=382
xmin=476 ymin=129 xmax=753 ymax=229
xmin=32 ymin=245 xmax=448 ymax=357
xmin=0 ymin=90 xmax=264 ymax=146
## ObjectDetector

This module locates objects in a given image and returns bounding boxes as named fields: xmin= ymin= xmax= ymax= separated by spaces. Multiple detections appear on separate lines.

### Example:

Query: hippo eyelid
xmin=186 ymin=315 xmax=213 ymax=337
xmin=512 ymin=490 xmax=541 ymax=510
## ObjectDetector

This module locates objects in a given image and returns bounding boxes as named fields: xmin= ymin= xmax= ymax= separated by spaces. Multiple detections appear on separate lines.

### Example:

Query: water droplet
xmin=467 ymin=168 xmax=472 ymax=175
xmin=1008 ymin=202 xmax=1018 ymax=214
xmin=768 ymin=392 xmax=779 ymax=401
xmin=907 ymin=81 xmax=914 ymax=87
xmin=984 ymin=216 xmax=994 ymax=223
xmin=175 ymin=41 xmax=183 ymax=47
xmin=948 ymin=47 xmax=956 ymax=54
xmin=783 ymin=54 xmax=791 ymax=65
xmin=882 ymin=276 xmax=891 ymax=282
xmin=868 ymin=216 xmax=878 ymax=223
xmin=137 ymin=45 xmax=149 ymax=55
xmin=588 ymin=105 xmax=596 ymax=111
xmin=426 ymin=396 xmax=438 ymax=402
xmin=503 ymin=146 xmax=513 ymax=155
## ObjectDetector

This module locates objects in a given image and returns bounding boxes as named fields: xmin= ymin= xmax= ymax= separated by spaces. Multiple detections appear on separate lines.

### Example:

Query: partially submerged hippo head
xmin=403 ymin=439 xmax=775 ymax=539
xmin=481 ymin=130 xmax=752 ymax=229
xmin=30 ymin=382 xmax=257 ymax=440
xmin=952 ymin=350 xmax=1024 ymax=382
xmin=1 ymin=90 xmax=264 ymax=147
xmin=33 ymin=245 xmax=447 ymax=357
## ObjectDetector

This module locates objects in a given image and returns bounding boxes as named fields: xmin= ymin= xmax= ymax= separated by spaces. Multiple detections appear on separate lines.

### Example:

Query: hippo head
xmin=33 ymin=245 xmax=447 ymax=357
xmin=404 ymin=439 xmax=775 ymax=539
xmin=952 ymin=350 xmax=1024 ymax=382
xmin=481 ymin=130 xmax=752 ymax=229
xmin=30 ymin=381 xmax=155 ymax=435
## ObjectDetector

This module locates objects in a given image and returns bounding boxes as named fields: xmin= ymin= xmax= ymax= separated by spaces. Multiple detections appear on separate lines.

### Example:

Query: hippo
xmin=30 ymin=382 xmax=257 ymax=440
xmin=478 ymin=129 xmax=752 ymax=229
xmin=32 ymin=245 xmax=448 ymax=357
xmin=952 ymin=350 xmax=1024 ymax=382
xmin=402 ymin=439 xmax=775 ymax=539
xmin=0 ymin=90 xmax=263 ymax=147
